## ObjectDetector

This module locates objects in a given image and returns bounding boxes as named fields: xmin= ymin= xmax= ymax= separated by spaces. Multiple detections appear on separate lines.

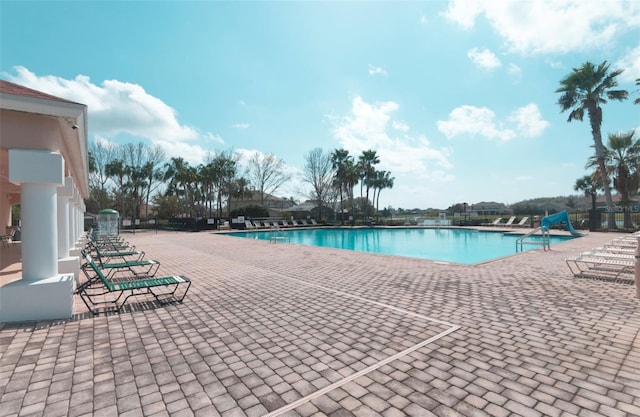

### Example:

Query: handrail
xmin=515 ymin=227 xmax=550 ymax=252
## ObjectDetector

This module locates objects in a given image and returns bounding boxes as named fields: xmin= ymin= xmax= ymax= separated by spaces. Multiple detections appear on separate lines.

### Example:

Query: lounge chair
xmin=76 ymin=251 xmax=191 ymax=314
xmin=89 ymin=235 xmax=135 ymax=252
xmin=300 ymin=219 xmax=309 ymax=226
xmin=88 ymin=249 xmax=161 ymax=278
xmin=511 ymin=217 xmax=529 ymax=227
xmin=566 ymin=253 xmax=634 ymax=281
xmin=482 ymin=218 xmax=502 ymax=226
xmin=245 ymin=220 xmax=255 ymax=230
xmin=502 ymin=216 xmax=516 ymax=227
xmin=310 ymin=219 xmax=318 ymax=226
xmin=281 ymin=220 xmax=290 ymax=227
xmin=291 ymin=220 xmax=300 ymax=227
xmin=89 ymin=241 xmax=146 ymax=263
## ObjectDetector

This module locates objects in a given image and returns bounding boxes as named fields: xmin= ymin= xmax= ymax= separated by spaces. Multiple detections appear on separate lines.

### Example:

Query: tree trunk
xmin=590 ymin=108 xmax=616 ymax=230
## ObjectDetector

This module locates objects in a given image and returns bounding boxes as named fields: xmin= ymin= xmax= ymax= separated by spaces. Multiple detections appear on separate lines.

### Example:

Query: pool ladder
xmin=515 ymin=227 xmax=550 ymax=252
xmin=269 ymin=225 xmax=290 ymax=244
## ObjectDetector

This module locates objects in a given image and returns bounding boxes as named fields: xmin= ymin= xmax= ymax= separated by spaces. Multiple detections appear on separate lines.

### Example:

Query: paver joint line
xmin=261 ymin=275 xmax=460 ymax=417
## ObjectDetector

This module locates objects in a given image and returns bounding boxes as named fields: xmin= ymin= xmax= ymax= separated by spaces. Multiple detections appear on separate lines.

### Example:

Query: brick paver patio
xmin=1 ymin=229 xmax=639 ymax=417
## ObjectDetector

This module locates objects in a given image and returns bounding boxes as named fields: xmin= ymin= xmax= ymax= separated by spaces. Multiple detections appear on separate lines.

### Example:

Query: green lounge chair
xmin=86 ymin=249 xmax=161 ymax=278
xmin=76 ymin=251 xmax=190 ymax=314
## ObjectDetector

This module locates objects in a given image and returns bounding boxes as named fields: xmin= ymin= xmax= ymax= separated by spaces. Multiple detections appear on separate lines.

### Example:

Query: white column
xmin=21 ymin=183 xmax=58 ymax=279
xmin=57 ymin=178 xmax=73 ymax=258
xmin=69 ymin=189 xmax=77 ymax=247
xmin=1 ymin=149 xmax=73 ymax=322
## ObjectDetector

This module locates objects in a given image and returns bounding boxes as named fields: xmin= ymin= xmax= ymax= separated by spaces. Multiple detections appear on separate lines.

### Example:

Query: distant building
xmin=471 ymin=202 xmax=511 ymax=216
xmin=288 ymin=200 xmax=336 ymax=220
xmin=227 ymin=191 xmax=295 ymax=217
xmin=595 ymin=194 xmax=639 ymax=211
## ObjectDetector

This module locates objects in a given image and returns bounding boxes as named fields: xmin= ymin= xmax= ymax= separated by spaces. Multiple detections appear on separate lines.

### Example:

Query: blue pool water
xmin=228 ymin=227 xmax=575 ymax=264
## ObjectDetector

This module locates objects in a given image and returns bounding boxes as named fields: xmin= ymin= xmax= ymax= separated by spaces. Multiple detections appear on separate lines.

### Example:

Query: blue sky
xmin=2 ymin=1 xmax=639 ymax=210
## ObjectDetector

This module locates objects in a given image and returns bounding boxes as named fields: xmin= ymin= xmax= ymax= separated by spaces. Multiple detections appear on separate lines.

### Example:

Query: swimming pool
xmin=228 ymin=227 xmax=575 ymax=264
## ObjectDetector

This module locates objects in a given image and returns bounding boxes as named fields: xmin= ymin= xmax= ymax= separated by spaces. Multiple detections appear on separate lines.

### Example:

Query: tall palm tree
xmin=164 ymin=157 xmax=192 ymax=216
xmin=606 ymin=130 xmax=640 ymax=229
xmin=343 ymin=159 xmax=359 ymax=226
xmin=358 ymin=150 xmax=380 ymax=221
xmin=331 ymin=149 xmax=352 ymax=225
xmin=373 ymin=170 xmax=394 ymax=215
xmin=574 ymin=173 xmax=603 ymax=232
xmin=105 ymin=159 xmax=127 ymax=220
xmin=556 ymin=60 xmax=628 ymax=230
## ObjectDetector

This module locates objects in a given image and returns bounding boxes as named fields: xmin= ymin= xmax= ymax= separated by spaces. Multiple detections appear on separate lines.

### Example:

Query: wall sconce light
xmin=64 ymin=117 xmax=79 ymax=130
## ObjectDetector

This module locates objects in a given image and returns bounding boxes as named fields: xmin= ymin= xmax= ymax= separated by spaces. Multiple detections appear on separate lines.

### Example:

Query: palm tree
xmin=163 ymin=157 xmax=192 ymax=216
xmin=343 ymin=158 xmax=359 ymax=226
xmin=374 ymin=170 xmax=394 ymax=215
xmin=358 ymin=150 xmax=380 ymax=221
xmin=331 ymin=149 xmax=352 ymax=225
xmin=574 ymin=173 xmax=603 ymax=232
xmin=606 ymin=130 xmax=640 ymax=229
xmin=556 ymin=60 xmax=628 ymax=230
xmin=105 ymin=159 xmax=127 ymax=220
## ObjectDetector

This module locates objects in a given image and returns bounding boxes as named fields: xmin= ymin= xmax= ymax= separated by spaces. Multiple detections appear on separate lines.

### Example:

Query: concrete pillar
xmin=21 ymin=183 xmax=59 ymax=280
xmin=57 ymin=178 xmax=73 ymax=258
xmin=0 ymin=149 xmax=74 ymax=322
xmin=57 ymin=177 xmax=80 ymax=287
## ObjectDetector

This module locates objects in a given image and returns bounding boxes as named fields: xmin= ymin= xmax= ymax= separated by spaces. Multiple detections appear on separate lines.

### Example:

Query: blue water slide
xmin=541 ymin=210 xmax=584 ymax=236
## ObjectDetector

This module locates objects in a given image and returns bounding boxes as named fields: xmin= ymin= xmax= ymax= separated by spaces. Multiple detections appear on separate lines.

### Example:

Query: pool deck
xmin=1 ymin=229 xmax=639 ymax=417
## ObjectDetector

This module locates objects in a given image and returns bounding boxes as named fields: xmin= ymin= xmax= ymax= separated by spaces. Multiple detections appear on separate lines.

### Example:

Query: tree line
xmin=559 ymin=61 xmax=640 ymax=230
xmin=87 ymin=142 xmax=394 ymax=224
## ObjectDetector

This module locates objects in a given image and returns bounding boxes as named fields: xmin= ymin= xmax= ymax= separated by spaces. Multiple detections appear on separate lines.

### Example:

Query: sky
xmin=1 ymin=0 xmax=639 ymax=210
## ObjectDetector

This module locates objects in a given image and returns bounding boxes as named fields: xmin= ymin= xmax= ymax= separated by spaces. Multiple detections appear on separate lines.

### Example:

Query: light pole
xmin=463 ymin=202 xmax=468 ymax=224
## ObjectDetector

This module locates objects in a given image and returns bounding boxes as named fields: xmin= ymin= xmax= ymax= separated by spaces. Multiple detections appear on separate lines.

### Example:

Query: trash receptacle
xmin=532 ymin=216 xmax=540 ymax=228
xmin=97 ymin=209 xmax=119 ymax=236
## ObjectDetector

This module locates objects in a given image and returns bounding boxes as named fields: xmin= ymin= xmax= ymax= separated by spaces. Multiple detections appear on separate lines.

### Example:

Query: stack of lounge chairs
xmin=243 ymin=219 xmax=320 ymax=230
xmin=565 ymin=234 xmax=639 ymax=283
xmin=75 ymin=230 xmax=190 ymax=314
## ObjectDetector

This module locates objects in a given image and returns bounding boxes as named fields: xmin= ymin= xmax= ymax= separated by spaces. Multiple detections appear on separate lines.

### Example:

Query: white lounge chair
xmin=510 ymin=217 xmax=529 ymax=227
xmin=502 ymin=216 xmax=516 ymax=226
xmin=566 ymin=253 xmax=634 ymax=281
xmin=482 ymin=218 xmax=502 ymax=226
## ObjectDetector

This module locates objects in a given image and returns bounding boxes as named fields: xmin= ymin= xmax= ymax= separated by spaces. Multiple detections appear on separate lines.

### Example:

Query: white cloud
xmin=392 ymin=120 xmax=409 ymax=132
xmin=154 ymin=140 xmax=211 ymax=166
xmin=329 ymin=96 xmax=453 ymax=180
xmin=441 ymin=0 xmax=484 ymax=29
xmin=468 ymin=48 xmax=501 ymax=70
xmin=368 ymin=65 xmax=387 ymax=76
xmin=615 ymin=44 xmax=640 ymax=82
xmin=545 ymin=59 xmax=565 ymax=69
xmin=436 ymin=103 xmax=549 ymax=141
xmin=230 ymin=123 xmax=250 ymax=129
xmin=508 ymin=104 xmax=550 ymax=137
xmin=443 ymin=0 xmax=640 ymax=55
xmin=507 ymin=63 xmax=522 ymax=78
xmin=3 ymin=66 xmax=222 ymax=163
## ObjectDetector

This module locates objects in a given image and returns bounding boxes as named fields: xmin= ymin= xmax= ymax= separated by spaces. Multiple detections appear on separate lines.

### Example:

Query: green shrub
xmin=230 ymin=205 xmax=270 ymax=218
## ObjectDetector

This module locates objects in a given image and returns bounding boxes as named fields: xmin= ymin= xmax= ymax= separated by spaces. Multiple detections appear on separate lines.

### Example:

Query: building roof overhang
xmin=0 ymin=80 xmax=89 ymax=198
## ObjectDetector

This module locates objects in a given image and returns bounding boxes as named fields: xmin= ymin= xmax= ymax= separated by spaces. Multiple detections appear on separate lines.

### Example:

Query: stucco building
xmin=0 ymin=80 xmax=89 ymax=322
